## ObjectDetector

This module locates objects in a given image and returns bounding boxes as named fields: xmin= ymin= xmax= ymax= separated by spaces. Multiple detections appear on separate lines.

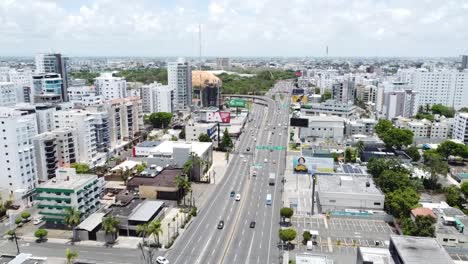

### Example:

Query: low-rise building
xmin=389 ymin=235 xmax=455 ymax=264
xmin=356 ymin=247 xmax=393 ymax=264
xmin=299 ymin=115 xmax=345 ymax=142
xmin=68 ymin=85 xmax=103 ymax=107
xmin=295 ymin=253 xmax=333 ymax=264
xmin=36 ymin=168 xmax=104 ymax=223
xmin=316 ymin=173 xmax=384 ymax=212
xmin=346 ymin=118 xmax=377 ymax=136
xmin=127 ymin=166 xmax=182 ymax=200
xmin=301 ymin=100 xmax=356 ymax=118
xmin=185 ymin=122 xmax=217 ymax=142
xmin=132 ymin=141 xmax=161 ymax=157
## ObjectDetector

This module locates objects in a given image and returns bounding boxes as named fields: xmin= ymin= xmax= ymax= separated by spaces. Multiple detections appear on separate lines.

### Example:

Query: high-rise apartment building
xmin=32 ymin=73 xmax=63 ymax=103
xmin=383 ymin=89 xmax=419 ymax=119
xmin=332 ymin=78 xmax=355 ymax=103
xmin=53 ymin=110 xmax=97 ymax=165
xmin=15 ymin=104 xmax=57 ymax=134
xmin=168 ymin=59 xmax=192 ymax=112
xmin=33 ymin=127 xmax=77 ymax=182
xmin=140 ymin=82 xmax=173 ymax=114
xmin=94 ymin=73 xmax=127 ymax=100
xmin=35 ymin=53 xmax=69 ymax=101
xmin=461 ymin=55 xmax=468 ymax=70
xmin=355 ymin=84 xmax=377 ymax=105
xmin=453 ymin=113 xmax=468 ymax=145
xmin=0 ymin=82 xmax=17 ymax=107
xmin=68 ymin=86 xmax=103 ymax=107
xmin=397 ymin=68 xmax=468 ymax=110
xmin=0 ymin=108 xmax=38 ymax=205
xmin=105 ymin=97 xmax=143 ymax=148
xmin=216 ymin=57 xmax=231 ymax=69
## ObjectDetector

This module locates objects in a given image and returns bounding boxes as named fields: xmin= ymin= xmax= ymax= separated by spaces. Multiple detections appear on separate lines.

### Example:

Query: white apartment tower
xmin=0 ymin=108 xmax=38 ymax=205
xmin=140 ymin=82 xmax=173 ymax=114
xmin=384 ymin=89 xmax=419 ymax=119
xmin=104 ymin=97 xmax=143 ymax=148
xmin=53 ymin=110 xmax=97 ymax=165
xmin=453 ymin=113 xmax=468 ymax=145
xmin=168 ymin=59 xmax=192 ymax=112
xmin=0 ymin=82 xmax=17 ymax=107
xmin=332 ymin=77 xmax=355 ymax=103
xmin=397 ymin=68 xmax=468 ymax=110
xmin=35 ymin=53 xmax=69 ymax=101
xmin=94 ymin=73 xmax=127 ymax=100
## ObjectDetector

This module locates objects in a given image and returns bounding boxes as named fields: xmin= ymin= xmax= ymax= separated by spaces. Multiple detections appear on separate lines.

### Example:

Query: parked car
xmin=33 ymin=218 xmax=44 ymax=225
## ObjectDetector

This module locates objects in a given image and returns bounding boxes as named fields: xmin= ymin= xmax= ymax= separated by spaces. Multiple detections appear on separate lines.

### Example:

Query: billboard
xmin=291 ymin=95 xmax=308 ymax=103
xmin=206 ymin=111 xmax=231 ymax=123
xmin=229 ymin=99 xmax=246 ymax=108
xmin=292 ymin=88 xmax=305 ymax=95
xmin=292 ymin=156 xmax=334 ymax=174
xmin=290 ymin=117 xmax=309 ymax=127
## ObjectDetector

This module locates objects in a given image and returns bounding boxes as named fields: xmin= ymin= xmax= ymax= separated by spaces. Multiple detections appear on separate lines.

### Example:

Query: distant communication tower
xmin=198 ymin=24 xmax=202 ymax=70
xmin=326 ymin=45 xmax=329 ymax=57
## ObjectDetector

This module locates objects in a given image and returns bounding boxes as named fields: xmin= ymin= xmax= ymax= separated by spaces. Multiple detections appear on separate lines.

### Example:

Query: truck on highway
xmin=269 ymin=172 xmax=275 ymax=185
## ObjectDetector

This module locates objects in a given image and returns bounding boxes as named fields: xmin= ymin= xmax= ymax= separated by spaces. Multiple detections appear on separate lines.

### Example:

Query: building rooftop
xmin=358 ymin=247 xmax=394 ymax=264
xmin=137 ymin=141 xmax=161 ymax=148
xmin=295 ymin=253 xmax=333 ymax=264
xmin=150 ymin=141 xmax=212 ymax=157
xmin=411 ymin=207 xmax=436 ymax=219
xmin=128 ymin=200 xmax=164 ymax=222
xmin=76 ymin=212 xmax=106 ymax=232
xmin=317 ymin=174 xmax=383 ymax=195
xmin=390 ymin=235 xmax=455 ymax=264
xmin=110 ymin=160 xmax=142 ymax=172
xmin=128 ymin=167 xmax=182 ymax=191
xmin=38 ymin=172 xmax=96 ymax=191
xmin=307 ymin=115 xmax=345 ymax=122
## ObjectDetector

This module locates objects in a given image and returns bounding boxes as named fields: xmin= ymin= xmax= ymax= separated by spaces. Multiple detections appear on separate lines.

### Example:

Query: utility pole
xmin=311 ymin=174 xmax=316 ymax=215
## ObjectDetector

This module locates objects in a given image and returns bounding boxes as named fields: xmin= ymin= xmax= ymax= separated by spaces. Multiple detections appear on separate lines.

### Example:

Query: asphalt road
xmin=166 ymin=81 xmax=292 ymax=264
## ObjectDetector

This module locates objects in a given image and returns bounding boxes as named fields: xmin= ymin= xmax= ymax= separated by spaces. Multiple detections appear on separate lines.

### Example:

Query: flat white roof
xmin=128 ymin=200 xmax=164 ymax=222
xmin=77 ymin=212 xmax=106 ymax=231
xmin=151 ymin=140 xmax=212 ymax=157
xmin=111 ymin=160 xmax=142 ymax=172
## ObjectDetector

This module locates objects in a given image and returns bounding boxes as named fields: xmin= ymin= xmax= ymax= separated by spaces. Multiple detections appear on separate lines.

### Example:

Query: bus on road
xmin=266 ymin=194 xmax=272 ymax=205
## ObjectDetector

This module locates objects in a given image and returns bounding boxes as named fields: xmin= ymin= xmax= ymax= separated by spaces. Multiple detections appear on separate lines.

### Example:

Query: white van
xmin=306 ymin=240 xmax=313 ymax=250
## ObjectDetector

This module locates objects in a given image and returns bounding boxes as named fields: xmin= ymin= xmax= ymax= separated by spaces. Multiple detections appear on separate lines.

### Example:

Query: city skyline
xmin=0 ymin=0 xmax=467 ymax=57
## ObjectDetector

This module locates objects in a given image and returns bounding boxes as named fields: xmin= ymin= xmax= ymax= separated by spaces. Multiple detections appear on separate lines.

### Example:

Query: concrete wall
xmin=317 ymin=191 xmax=385 ymax=212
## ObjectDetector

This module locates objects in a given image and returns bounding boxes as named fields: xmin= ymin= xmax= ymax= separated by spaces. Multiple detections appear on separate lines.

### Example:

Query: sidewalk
xmin=20 ymin=236 xmax=141 ymax=249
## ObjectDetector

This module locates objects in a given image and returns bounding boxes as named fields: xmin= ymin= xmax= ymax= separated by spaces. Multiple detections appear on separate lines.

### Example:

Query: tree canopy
xmin=436 ymin=140 xmax=468 ymax=160
xmin=113 ymin=68 xmax=168 ymax=85
xmin=320 ymin=90 xmax=332 ymax=102
xmin=431 ymin=104 xmax=455 ymax=118
xmin=71 ymin=163 xmax=91 ymax=174
xmin=375 ymin=119 xmax=393 ymax=138
xmin=280 ymin=207 xmax=294 ymax=223
xmin=423 ymin=150 xmax=448 ymax=190
xmin=219 ymin=128 xmax=233 ymax=151
xmin=198 ymin=133 xmax=212 ymax=142
xmin=405 ymin=146 xmax=421 ymax=162
xmin=147 ymin=112 xmax=172 ymax=129
xmin=217 ymin=70 xmax=295 ymax=95
xmin=367 ymin=158 xmax=409 ymax=179
xmin=375 ymin=170 xmax=413 ymax=194
xmin=381 ymin=128 xmax=413 ymax=149
xmin=402 ymin=215 xmax=436 ymax=237
xmin=279 ymin=228 xmax=297 ymax=243
xmin=385 ymin=188 xmax=420 ymax=218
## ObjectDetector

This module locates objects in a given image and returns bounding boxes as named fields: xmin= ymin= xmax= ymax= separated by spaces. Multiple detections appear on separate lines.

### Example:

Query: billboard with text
xmin=292 ymin=156 xmax=334 ymax=174
xmin=206 ymin=111 xmax=231 ymax=123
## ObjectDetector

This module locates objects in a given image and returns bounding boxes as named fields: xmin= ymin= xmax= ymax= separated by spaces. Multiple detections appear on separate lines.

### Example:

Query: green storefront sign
xmin=229 ymin=99 xmax=246 ymax=108
xmin=256 ymin=146 xmax=285 ymax=150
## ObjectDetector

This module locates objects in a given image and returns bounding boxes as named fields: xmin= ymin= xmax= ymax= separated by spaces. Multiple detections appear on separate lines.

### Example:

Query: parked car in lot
xmin=218 ymin=220 xmax=225 ymax=229
xmin=33 ymin=217 xmax=44 ymax=225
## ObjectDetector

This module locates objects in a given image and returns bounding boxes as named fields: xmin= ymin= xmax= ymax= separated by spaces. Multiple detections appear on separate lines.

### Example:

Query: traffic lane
xmin=168 ymin=112 xmax=259 ymax=264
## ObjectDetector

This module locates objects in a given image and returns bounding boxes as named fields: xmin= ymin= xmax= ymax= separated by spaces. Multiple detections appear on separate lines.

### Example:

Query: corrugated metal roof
xmin=128 ymin=200 xmax=164 ymax=222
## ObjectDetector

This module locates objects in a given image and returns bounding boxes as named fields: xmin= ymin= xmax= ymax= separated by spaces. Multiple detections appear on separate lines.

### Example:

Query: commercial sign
xmin=290 ymin=117 xmax=309 ymax=128
xmin=291 ymin=95 xmax=308 ymax=103
xmin=292 ymin=156 xmax=334 ymax=174
xmin=229 ymin=99 xmax=246 ymax=108
xmin=206 ymin=126 xmax=217 ymax=137
xmin=206 ymin=111 xmax=231 ymax=123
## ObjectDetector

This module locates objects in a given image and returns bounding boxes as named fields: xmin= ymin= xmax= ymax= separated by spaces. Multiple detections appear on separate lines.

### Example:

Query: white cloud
xmin=0 ymin=0 xmax=466 ymax=56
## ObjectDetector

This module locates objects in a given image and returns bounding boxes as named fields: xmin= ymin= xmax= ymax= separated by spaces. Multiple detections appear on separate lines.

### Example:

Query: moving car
xmin=252 ymin=171 xmax=257 ymax=177
xmin=273 ymin=160 xmax=276 ymax=164
xmin=250 ymin=221 xmax=256 ymax=228
xmin=235 ymin=194 xmax=241 ymax=201
xmin=218 ymin=220 xmax=224 ymax=229
xmin=243 ymin=159 xmax=247 ymax=163
xmin=230 ymin=191 xmax=235 ymax=197
xmin=156 ymin=256 xmax=169 ymax=264
xmin=246 ymin=147 xmax=250 ymax=151
xmin=264 ymin=158 xmax=268 ymax=163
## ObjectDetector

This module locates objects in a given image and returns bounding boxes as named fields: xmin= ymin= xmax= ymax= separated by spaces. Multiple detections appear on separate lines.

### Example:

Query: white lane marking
xmin=246 ymin=231 xmax=256 ymax=264
xmin=194 ymin=236 xmax=213 ymax=264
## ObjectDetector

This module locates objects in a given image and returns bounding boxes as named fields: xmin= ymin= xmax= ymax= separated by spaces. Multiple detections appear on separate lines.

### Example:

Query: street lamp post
xmin=167 ymin=223 xmax=170 ymax=245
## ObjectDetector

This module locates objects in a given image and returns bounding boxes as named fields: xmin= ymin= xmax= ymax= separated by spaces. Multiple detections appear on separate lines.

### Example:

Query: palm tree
xmin=65 ymin=248 xmax=79 ymax=264
xmin=355 ymin=140 xmax=365 ymax=158
xmin=147 ymin=219 xmax=162 ymax=247
xmin=64 ymin=207 xmax=81 ymax=242
xmin=136 ymin=223 xmax=149 ymax=245
xmin=175 ymin=175 xmax=191 ymax=206
xmin=102 ymin=216 xmax=119 ymax=244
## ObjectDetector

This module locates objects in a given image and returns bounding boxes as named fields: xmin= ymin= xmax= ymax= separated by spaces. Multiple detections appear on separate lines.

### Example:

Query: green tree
xmin=302 ymin=231 xmax=311 ymax=244
xmin=135 ymin=163 xmax=147 ymax=174
xmin=423 ymin=151 xmax=448 ymax=190
xmin=198 ymin=133 xmax=212 ymax=142
xmin=406 ymin=146 xmax=421 ymax=162
xmin=460 ymin=182 xmax=468 ymax=198
xmin=70 ymin=70 xmax=99 ymax=85
xmin=170 ymin=135 xmax=178 ymax=141
xmin=444 ymin=186 xmax=463 ymax=207
xmin=136 ymin=223 xmax=149 ymax=244
xmin=355 ymin=140 xmax=365 ymax=158
xmin=65 ymin=248 xmax=79 ymax=264
xmin=179 ymin=129 xmax=186 ymax=139
xmin=34 ymin=228 xmax=48 ymax=241
xmin=402 ymin=216 xmax=436 ymax=237
xmin=15 ymin=218 xmax=22 ymax=225
xmin=385 ymin=188 xmax=420 ymax=218
xmin=279 ymin=228 xmax=297 ymax=247
xmin=71 ymin=163 xmax=90 ymax=174
xmin=280 ymin=207 xmax=294 ymax=224
xmin=344 ymin=148 xmax=357 ymax=163
xmin=367 ymin=158 xmax=408 ymax=179
xmin=219 ymin=128 xmax=233 ymax=151
xmin=431 ymin=104 xmax=455 ymax=117
xmin=147 ymin=219 xmax=162 ymax=246
xmin=175 ymin=175 xmax=191 ymax=206
xmin=375 ymin=119 xmax=393 ymax=138
xmin=320 ymin=90 xmax=332 ymax=102
xmin=21 ymin=211 xmax=31 ymax=220
xmin=381 ymin=128 xmax=413 ymax=149
xmin=102 ymin=216 xmax=119 ymax=244
xmin=459 ymin=107 xmax=468 ymax=113
xmin=375 ymin=170 xmax=413 ymax=194
xmin=148 ymin=112 xmax=172 ymax=128
xmin=64 ymin=207 xmax=81 ymax=242
xmin=436 ymin=140 xmax=468 ymax=160
xmin=113 ymin=68 xmax=168 ymax=84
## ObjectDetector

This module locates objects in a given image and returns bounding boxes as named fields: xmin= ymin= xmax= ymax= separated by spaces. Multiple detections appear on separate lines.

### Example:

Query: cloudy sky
xmin=1 ymin=0 xmax=467 ymax=57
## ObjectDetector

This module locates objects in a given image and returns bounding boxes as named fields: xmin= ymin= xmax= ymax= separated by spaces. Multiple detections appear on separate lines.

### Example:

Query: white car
xmin=156 ymin=256 xmax=169 ymax=264
xmin=33 ymin=218 xmax=43 ymax=225
xmin=235 ymin=194 xmax=241 ymax=201
xmin=240 ymin=154 xmax=244 ymax=158
xmin=264 ymin=158 xmax=268 ymax=163
xmin=243 ymin=159 xmax=247 ymax=163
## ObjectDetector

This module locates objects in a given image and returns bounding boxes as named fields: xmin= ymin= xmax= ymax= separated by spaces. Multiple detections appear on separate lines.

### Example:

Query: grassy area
xmin=289 ymin=143 xmax=301 ymax=151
